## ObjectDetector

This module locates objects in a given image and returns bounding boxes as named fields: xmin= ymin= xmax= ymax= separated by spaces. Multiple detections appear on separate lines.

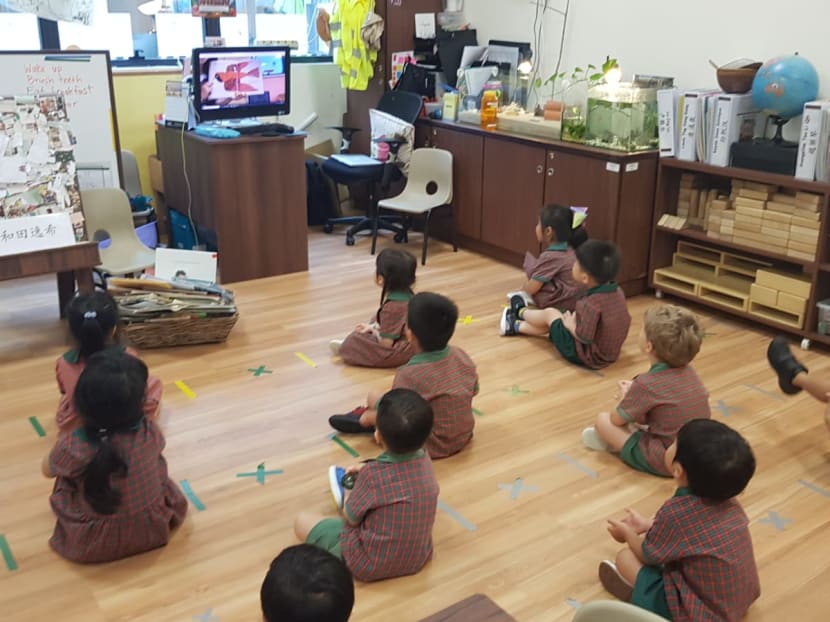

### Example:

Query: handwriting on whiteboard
xmin=24 ymin=64 xmax=94 ymax=109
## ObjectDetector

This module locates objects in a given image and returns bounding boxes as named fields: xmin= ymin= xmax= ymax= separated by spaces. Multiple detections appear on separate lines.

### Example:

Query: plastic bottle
xmin=480 ymin=90 xmax=499 ymax=131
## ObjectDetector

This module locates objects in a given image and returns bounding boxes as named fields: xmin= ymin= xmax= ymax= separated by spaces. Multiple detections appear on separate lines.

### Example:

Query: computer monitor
xmin=192 ymin=46 xmax=290 ymax=123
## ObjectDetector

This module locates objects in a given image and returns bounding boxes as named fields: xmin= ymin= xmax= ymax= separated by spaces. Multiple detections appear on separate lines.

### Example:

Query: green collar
xmin=648 ymin=362 xmax=670 ymax=374
xmin=386 ymin=291 xmax=413 ymax=302
xmin=376 ymin=449 xmax=426 ymax=463
xmin=546 ymin=242 xmax=568 ymax=251
xmin=63 ymin=344 xmax=125 ymax=363
xmin=407 ymin=346 xmax=450 ymax=365
xmin=586 ymin=282 xmax=618 ymax=296
xmin=674 ymin=487 xmax=693 ymax=497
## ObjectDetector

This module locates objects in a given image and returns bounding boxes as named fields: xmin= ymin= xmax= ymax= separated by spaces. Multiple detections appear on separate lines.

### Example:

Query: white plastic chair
xmin=120 ymin=149 xmax=142 ymax=198
xmin=81 ymin=188 xmax=156 ymax=275
xmin=572 ymin=600 xmax=668 ymax=622
xmin=375 ymin=148 xmax=456 ymax=265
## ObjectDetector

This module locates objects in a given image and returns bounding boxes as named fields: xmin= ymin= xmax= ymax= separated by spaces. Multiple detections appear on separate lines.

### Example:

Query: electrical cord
xmin=179 ymin=108 xmax=200 ymax=248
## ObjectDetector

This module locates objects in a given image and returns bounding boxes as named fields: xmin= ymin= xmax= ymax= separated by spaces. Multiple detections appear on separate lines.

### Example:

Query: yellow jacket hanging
xmin=329 ymin=0 xmax=378 ymax=91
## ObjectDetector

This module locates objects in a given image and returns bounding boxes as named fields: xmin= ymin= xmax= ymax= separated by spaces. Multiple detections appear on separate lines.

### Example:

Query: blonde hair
xmin=643 ymin=304 xmax=703 ymax=368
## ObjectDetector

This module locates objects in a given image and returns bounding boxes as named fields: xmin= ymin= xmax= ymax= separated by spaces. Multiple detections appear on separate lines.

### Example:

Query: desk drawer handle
xmin=547 ymin=168 xmax=554 ymax=176
xmin=432 ymin=129 xmax=438 ymax=136
xmin=536 ymin=164 xmax=543 ymax=174
xmin=549 ymin=152 xmax=555 ymax=160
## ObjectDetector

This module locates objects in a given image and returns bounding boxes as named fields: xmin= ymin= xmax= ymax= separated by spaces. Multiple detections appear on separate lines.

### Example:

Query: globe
xmin=751 ymin=55 xmax=819 ymax=120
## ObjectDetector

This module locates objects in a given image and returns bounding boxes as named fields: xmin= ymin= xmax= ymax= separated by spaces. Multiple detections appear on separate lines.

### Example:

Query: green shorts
xmin=548 ymin=319 xmax=581 ymax=364
xmin=632 ymin=564 xmax=672 ymax=620
xmin=306 ymin=518 xmax=344 ymax=559
xmin=619 ymin=432 xmax=671 ymax=478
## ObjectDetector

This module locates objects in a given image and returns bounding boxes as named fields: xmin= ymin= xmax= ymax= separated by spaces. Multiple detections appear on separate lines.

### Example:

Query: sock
xmin=517 ymin=307 xmax=526 ymax=320
xmin=513 ymin=319 xmax=522 ymax=333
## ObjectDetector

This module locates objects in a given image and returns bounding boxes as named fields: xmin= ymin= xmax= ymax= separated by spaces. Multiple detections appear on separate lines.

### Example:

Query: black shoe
xmin=499 ymin=307 xmax=518 ymax=336
xmin=510 ymin=294 xmax=528 ymax=318
xmin=767 ymin=336 xmax=808 ymax=395
xmin=329 ymin=407 xmax=375 ymax=434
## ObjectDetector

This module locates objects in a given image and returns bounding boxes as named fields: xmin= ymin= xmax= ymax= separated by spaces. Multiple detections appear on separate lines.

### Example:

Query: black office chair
xmin=321 ymin=90 xmax=423 ymax=248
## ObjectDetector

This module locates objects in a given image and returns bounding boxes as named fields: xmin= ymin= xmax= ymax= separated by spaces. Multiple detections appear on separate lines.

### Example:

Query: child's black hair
xmin=673 ymin=419 xmax=756 ymax=502
xmin=375 ymin=248 xmax=417 ymax=318
xmin=74 ymin=350 xmax=148 ymax=515
xmin=406 ymin=292 xmax=458 ymax=352
xmin=376 ymin=388 xmax=434 ymax=454
xmin=65 ymin=291 xmax=119 ymax=360
xmin=539 ymin=204 xmax=588 ymax=248
xmin=260 ymin=544 xmax=354 ymax=622
xmin=574 ymin=239 xmax=621 ymax=284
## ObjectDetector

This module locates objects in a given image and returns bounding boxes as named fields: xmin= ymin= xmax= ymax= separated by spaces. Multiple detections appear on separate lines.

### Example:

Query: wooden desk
xmin=156 ymin=126 xmax=308 ymax=283
xmin=0 ymin=242 xmax=100 ymax=317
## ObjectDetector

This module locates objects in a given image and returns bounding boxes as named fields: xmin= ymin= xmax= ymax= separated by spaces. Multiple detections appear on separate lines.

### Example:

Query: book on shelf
xmin=677 ymin=89 xmax=719 ymax=162
xmin=657 ymin=88 xmax=680 ymax=157
xmin=812 ymin=108 xmax=830 ymax=183
xmin=795 ymin=100 xmax=830 ymax=181
xmin=708 ymin=93 xmax=759 ymax=167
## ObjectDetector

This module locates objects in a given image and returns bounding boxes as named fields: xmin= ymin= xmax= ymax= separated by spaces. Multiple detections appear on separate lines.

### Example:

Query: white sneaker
xmin=582 ymin=426 xmax=609 ymax=452
xmin=329 ymin=339 xmax=344 ymax=355
xmin=506 ymin=290 xmax=533 ymax=306
xmin=328 ymin=465 xmax=345 ymax=510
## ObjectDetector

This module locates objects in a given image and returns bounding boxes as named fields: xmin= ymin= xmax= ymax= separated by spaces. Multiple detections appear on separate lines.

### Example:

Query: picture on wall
xmin=0 ymin=94 xmax=86 ymax=241
xmin=191 ymin=0 xmax=237 ymax=18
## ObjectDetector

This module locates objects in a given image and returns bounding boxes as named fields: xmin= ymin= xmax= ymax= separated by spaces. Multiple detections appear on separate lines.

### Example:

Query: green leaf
xmin=534 ymin=78 xmax=542 ymax=88
xmin=587 ymin=64 xmax=596 ymax=70
xmin=589 ymin=73 xmax=604 ymax=82
xmin=574 ymin=66 xmax=583 ymax=73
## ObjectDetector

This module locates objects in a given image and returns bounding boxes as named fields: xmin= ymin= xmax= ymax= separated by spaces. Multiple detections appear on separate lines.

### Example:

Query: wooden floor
xmin=2 ymin=232 xmax=830 ymax=622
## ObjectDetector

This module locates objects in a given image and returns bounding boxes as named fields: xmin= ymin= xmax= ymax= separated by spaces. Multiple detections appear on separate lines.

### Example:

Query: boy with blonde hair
xmin=582 ymin=304 xmax=710 ymax=477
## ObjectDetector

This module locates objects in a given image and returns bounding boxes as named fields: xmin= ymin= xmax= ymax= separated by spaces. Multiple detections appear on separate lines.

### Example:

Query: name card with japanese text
xmin=0 ymin=212 xmax=76 ymax=256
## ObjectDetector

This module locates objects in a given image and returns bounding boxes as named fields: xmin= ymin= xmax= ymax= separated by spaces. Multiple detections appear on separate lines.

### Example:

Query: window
xmin=221 ymin=1 xmax=332 ymax=57
xmin=0 ymin=9 xmax=41 ymax=51
xmin=58 ymin=5 xmax=133 ymax=59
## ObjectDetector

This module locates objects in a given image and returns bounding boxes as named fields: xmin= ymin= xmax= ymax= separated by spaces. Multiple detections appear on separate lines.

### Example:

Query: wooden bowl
xmin=716 ymin=63 xmax=762 ymax=94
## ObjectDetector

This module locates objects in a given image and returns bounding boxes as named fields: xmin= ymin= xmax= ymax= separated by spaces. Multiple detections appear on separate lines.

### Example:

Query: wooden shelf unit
xmin=649 ymin=158 xmax=830 ymax=346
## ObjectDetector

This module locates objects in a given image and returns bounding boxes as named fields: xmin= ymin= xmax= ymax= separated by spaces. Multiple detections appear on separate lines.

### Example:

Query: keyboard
xmin=235 ymin=122 xmax=295 ymax=135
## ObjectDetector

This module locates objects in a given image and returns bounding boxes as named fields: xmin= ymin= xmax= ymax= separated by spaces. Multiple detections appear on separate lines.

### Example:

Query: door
xmin=430 ymin=126 xmax=484 ymax=239
xmin=481 ymin=137 xmax=546 ymax=254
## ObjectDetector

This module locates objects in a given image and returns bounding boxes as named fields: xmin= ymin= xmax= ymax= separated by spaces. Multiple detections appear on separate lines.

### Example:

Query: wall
xmin=112 ymin=62 xmax=346 ymax=195
xmin=465 ymin=0 xmax=830 ymax=136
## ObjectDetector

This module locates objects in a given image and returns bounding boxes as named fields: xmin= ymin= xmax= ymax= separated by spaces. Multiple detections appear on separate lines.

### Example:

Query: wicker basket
xmin=122 ymin=313 xmax=239 ymax=349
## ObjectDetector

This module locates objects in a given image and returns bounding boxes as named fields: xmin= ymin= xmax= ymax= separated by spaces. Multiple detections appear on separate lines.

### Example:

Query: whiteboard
xmin=0 ymin=50 xmax=123 ymax=190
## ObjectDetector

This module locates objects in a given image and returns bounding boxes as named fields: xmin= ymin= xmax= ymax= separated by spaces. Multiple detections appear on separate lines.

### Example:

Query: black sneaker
xmin=767 ymin=336 xmax=808 ymax=395
xmin=499 ymin=307 xmax=518 ymax=336
xmin=329 ymin=406 xmax=375 ymax=434
xmin=510 ymin=294 xmax=528 ymax=318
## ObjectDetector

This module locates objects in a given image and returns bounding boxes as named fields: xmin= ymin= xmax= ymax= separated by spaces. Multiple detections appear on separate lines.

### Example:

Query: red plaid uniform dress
xmin=617 ymin=363 xmax=711 ymax=475
xmin=642 ymin=488 xmax=760 ymax=622
xmin=392 ymin=346 xmax=478 ymax=459
xmin=573 ymin=283 xmax=631 ymax=369
xmin=524 ymin=243 xmax=583 ymax=311
xmin=339 ymin=292 xmax=413 ymax=368
xmin=55 ymin=347 xmax=162 ymax=433
xmin=48 ymin=418 xmax=187 ymax=563
xmin=341 ymin=450 xmax=439 ymax=582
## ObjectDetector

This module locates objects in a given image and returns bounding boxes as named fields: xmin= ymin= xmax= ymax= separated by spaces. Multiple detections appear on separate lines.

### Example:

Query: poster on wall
xmin=0 ymin=94 xmax=86 ymax=252
xmin=0 ymin=0 xmax=94 ymax=25
xmin=191 ymin=0 xmax=236 ymax=18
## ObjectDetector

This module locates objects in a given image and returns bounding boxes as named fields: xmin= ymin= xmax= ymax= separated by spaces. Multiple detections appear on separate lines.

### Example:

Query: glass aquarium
xmin=584 ymin=83 xmax=659 ymax=152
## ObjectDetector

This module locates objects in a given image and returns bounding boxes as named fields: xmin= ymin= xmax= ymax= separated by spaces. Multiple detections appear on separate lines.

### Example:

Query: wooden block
xmin=744 ymin=181 xmax=779 ymax=193
xmin=789 ymin=226 xmax=820 ymax=242
xmin=772 ymin=192 xmax=798 ymax=205
xmin=731 ymin=179 xmax=744 ymax=189
xmin=689 ymin=190 xmax=700 ymax=217
xmin=734 ymin=223 xmax=763 ymax=235
xmin=787 ymin=238 xmax=818 ymax=253
xmin=790 ymin=215 xmax=821 ymax=229
xmin=766 ymin=201 xmax=797 ymax=214
xmin=750 ymin=283 xmax=779 ymax=307
xmin=755 ymin=269 xmax=812 ymax=297
xmin=795 ymin=200 xmax=821 ymax=212
xmin=792 ymin=208 xmax=821 ymax=221
xmin=734 ymin=197 xmax=766 ymax=211
xmin=776 ymin=291 xmax=807 ymax=315
xmin=678 ymin=188 xmax=692 ymax=200
xmin=738 ymin=188 xmax=772 ymax=201
xmin=762 ymin=211 xmax=792 ymax=224
xmin=707 ymin=230 xmax=721 ymax=239
xmin=795 ymin=191 xmax=822 ymax=206
xmin=760 ymin=226 xmax=790 ymax=240
xmin=786 ymin=249 xmax=816 ymax=261
xmin=711 ymin=199 xmax=730 ymax=210
xmin=735 ymin=213 xmax=764 ymax=224
xmin=735 ymin=205 xmax=765 ymax=218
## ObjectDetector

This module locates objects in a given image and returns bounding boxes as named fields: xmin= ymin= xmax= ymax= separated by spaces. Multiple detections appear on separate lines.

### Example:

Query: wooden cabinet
xmin=481 ymin=137 xmax=545 ymax=254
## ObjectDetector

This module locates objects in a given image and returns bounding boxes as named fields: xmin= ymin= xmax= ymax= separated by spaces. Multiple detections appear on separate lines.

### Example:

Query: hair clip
xmin=98 ymin=427 xmax=109 ymax=441
xmin=84 ymin=311 xmax=97 ymax=320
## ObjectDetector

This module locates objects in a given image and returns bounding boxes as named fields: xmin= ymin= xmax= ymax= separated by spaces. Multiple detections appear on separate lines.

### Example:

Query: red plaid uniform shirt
xmin=643 ymin=488 xmax=761 ymax=622
xmin=342 ymin=450 xmax=439 ymax=581
xmin=617 ymin=363 xmax=711 ymax=475
xmin=392 ymin=346 xmax=478 ymax=458
xmin=339 ymin=292 xmax=413 ymax=368
xmin=573 ymin=283 xmax=631 ymax=369
xmin=525 ymin=243 xmax=583 ymax=311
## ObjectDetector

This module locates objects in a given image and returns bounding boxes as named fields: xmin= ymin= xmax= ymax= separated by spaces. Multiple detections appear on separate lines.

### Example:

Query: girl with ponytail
xmin=56 ymin=292 xmax=162 ymax=433
xmin=43 ymin=349 xmax=187 ymax=563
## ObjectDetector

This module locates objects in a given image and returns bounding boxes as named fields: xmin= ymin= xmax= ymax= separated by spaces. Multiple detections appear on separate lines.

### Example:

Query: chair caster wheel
xmin=801 ymin=338 xmax=811 ymax=351
xmin=394 ymin=233 xmax=405 ymax=243
xmin=655 ymin=289 xmax=663 ymax=299
xmin=323 ymin=223 xmax=334 ymax=234
xmin=346 ymin=235 xmax=355 ymax=246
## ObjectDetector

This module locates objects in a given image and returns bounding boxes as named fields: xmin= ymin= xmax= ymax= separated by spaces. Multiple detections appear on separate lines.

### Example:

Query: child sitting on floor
xmin=56 ymin=291 xmax=162 ymax=433
xmin=767 ymin=335 xmax=830 ymax=432
xmin=582 ymin=304 xmax=710 ymax=477
xmin=507 ymin=204 xmax=587 ymax=312
xmin=295 ymin=389 xmax=439 ymax=582
xmin=501 ymin=239 xmax=631 ymax=369
xmin=43 ymin=349 xmax=187 ymax=563
xmin=329 ymin=292 xmax=478 ymax=459
xmin=599 ymin=419 xmax=760 ymax=621
xmin=331 ymin=248 xmax=417 ymax=368
xmin=260 ymin=544 xmax=354 ymax=622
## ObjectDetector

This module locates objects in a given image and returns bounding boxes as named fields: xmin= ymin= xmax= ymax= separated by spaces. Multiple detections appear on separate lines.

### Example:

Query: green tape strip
xmin=0 ymin=535 xmax=18 ymax=571
xmin=28 ymin=416 xmax=46 ymax=437
xmin=179 ymin=480 xmax=205 ymax=511
xmin=331 ymin=435 xmax=359 ymax=457
xmin=472 ymin=408 xmax=483 ymax=416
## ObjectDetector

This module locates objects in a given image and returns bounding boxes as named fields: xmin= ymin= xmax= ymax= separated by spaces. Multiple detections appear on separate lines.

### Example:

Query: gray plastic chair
xmin=376 ymin=148 xmax=456 ymax=265
xmin=81 ymin=188 xmax=156 ymax=275
xmin=572 ymin=600 xmax=668 ymax=622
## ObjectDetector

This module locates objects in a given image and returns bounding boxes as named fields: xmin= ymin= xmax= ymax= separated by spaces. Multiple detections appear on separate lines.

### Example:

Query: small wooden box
xmin=777 ymin=291 xmax=807 ymax=315
xmin=750 ymin=283 xmax=778 ymax=307
xmin=755 ymin=269 xmax=812 ymax=298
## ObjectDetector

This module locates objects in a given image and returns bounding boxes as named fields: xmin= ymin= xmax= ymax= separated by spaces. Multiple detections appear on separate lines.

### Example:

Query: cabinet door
xmin=481 ymin=137 xmax=546 ymax=253
xmin=543 ymin=150 xmax=620 ymax=243
xmin=431 ymin=126 xmax=484 ymax=239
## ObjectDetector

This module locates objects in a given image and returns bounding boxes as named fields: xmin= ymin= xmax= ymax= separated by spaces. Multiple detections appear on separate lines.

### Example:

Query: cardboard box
xmin=777 ymin=291 xmax=807 ymax=316
xmin=750 ymin=283 xmax=779 ymax=307
xmin=755 ymin=269 xmax=812 ymax=297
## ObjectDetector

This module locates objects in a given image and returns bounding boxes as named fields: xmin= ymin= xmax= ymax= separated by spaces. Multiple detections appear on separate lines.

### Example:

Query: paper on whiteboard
xmin=0 ymin=156 xmax=26 ymax=183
